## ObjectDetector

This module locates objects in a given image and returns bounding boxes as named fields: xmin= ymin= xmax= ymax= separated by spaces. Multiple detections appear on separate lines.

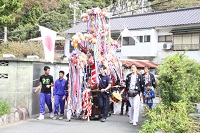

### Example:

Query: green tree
xmin=9 ymin=1 xmax=43 ymax=41
xmin=38 ymin=11 xmax=69 ymax=32
xmin=22 ymin=0 xmax=58 ymax=12
xmin=9 ymin=23 xmax=39 ymax=41
xmin=158 ymin=52 xmax=200 ymax=105
xmin=0 ymin=0 xmax=24 ymax=29
xmin=140 ymin=52 xmax=200 ymax=133
xmin=18 ymin=1 xmax=43 ymax=25
xmin=57 ymin=0 xmax=73 ymax=27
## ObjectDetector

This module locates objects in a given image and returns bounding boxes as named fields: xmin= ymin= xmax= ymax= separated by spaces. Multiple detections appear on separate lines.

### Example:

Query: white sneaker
xmin=37 ymin=114 xmax=44 ymax=120
xmin=133 ymin=122 xmax=137 ymax=126
xmin=59 ymin=115 xmax=64 ymax=120
xmin=50 ymin=113 xmax=54 ymax=118
xmin=129 ymin=121 xmax=133 ymax=124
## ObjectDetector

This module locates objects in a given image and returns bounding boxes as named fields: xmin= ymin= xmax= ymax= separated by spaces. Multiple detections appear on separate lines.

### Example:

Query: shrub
xmin=0 ymin=41 xmax=44 ymax=58
xmin=0 ymin=100 xmax=10 ymax=117
xmin=141 ymin=52 xmax=200 ymax=132
xmin=157 ymin=52 xmax=200 ymax=105
xmin=140 ymin=102 xmax=195 ymax=133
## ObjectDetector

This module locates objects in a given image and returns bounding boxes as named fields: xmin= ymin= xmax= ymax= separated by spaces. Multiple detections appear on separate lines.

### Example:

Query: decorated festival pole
xmin=68 ymin=7 xmax=122 ymax=121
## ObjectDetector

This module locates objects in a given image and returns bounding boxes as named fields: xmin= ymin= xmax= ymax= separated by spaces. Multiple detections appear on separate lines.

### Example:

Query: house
xmin=64 ymin=6 xmax=200 ymax=66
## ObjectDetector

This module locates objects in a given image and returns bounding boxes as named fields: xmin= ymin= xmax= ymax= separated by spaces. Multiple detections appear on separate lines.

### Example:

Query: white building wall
xmin=121 ymin=29 xmax=157 ymax=57
xmin=64 ymin=39 xmax=70 ymax=57
xmin=153 ymin=51 xmax=200 ymax=64
xmin=151 ymin=29 xmax=158 ymax=56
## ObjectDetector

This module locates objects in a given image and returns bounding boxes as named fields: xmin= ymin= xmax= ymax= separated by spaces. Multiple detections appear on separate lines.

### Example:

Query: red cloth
xmin=82 ymin=88 xmax=92 ymax=119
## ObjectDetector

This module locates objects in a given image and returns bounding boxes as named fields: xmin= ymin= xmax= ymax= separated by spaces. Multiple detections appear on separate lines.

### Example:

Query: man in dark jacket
xmin=126 ymin=64 xmax=142 ymax=126
xmin=98 ymin=65 xmax=112 ymax=122
xmin=141 ymin=66 xmax=156 ymax=103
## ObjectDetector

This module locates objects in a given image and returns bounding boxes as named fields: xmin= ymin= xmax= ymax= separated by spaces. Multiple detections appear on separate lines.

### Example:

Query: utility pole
xmin=69 ymin=2 xmax=81 ymax=26
xmin=141 ymin=0 xmax=144 ymax=13
xmin=4 ymin=27 xmax=7 ymax=42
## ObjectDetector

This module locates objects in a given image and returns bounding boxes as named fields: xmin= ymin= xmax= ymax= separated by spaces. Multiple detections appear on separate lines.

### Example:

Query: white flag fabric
xmin=39 ymin=26 xmax=57 ymax=63
xmin=121 ymin=28 xmax=140 ymax=43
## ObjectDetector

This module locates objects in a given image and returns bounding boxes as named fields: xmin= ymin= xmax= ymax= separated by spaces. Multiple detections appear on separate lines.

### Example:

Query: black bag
xmin=128 ymin=89 xmax=138 ymax=97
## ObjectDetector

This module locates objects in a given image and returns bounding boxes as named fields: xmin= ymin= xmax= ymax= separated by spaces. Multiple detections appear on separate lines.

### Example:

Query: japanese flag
xmin=39 ymin=26 xmax=57 ymax=63
xmin=121 ymin=28 xmax=139 ymax=43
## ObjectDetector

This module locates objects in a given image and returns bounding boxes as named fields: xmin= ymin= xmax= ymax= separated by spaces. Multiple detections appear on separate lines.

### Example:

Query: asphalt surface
xmin=0 ymin=113 xmax=146 ymax=133
xmin=0 ymin=98 xmax=160 ymax=133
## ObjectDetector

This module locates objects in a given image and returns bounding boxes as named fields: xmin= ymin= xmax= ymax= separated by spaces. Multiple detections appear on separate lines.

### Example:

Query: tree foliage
xmin=38 ymin=11 xmax=69 ymax=32
xmin=19 ymin=1 xmax=43 ymax=25
xmin=4 ymin=0 xmax=200 ymax=41
xmin=140 ymin=102 xmax=196 ymax=133
xmin=9 ymin=23 xmax=39 ymax=41
xmin=141 ymin=52 xmax=200 ymax=132
xmin=158 ymin=52 xmax=200 ymax=105
xmin=0 ymin=0 xmax=24 ymax=29
xmin=22 ymin=0 xmax=58 ymax=12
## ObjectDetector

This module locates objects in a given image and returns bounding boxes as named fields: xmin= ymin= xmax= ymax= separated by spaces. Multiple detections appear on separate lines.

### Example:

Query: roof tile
xmin=65 ymin=7 xmax=200 ymax=34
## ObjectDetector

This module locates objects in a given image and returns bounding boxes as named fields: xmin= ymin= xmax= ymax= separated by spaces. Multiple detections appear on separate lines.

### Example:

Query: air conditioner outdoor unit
xmin=163 ymin=43 xmax=172 ymax=50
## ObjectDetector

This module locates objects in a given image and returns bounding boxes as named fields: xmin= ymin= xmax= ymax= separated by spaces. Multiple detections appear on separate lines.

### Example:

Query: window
xmin=137 ymin=36 xmax=143 ymax=42
xmin=144 ymin=35 xmax=151 ymax=42
xmin=166 ymin=35 xmax=172 ymax=42
xmin=158 ymin=36 xmax=165 ymax=42
xmin=173 ymin=33 xmax=200 ymax=50
xmin=122 ymin=37 xmax=135 ymax=46
xmin=158 ymin=35 xmax=172 ymax=42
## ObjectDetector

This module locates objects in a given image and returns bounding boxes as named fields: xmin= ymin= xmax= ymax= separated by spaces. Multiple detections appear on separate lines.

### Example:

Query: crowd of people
xmin=34 ymin=64 xmax=156 ymax=126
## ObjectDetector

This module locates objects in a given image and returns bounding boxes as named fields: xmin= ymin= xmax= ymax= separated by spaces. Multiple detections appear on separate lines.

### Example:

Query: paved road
xmin=0 ymin=111 xmax=146 ymax=133
xmin=0 ymin=98 xmax=160 ymax=133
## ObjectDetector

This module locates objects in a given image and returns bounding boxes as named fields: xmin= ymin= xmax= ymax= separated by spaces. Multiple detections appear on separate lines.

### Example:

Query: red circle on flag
xmin=45 ymin=36 xmax=53 ymax=51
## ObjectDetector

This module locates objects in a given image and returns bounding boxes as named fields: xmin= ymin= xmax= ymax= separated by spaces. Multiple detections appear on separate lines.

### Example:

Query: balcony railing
xmin=173 ymin=44 xmax=200 ymax=51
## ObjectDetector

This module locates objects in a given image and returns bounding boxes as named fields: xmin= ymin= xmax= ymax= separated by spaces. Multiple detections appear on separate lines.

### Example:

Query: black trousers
xmin=98 ymin=93 xmax=110 ymax=119
xmin=121 ymin=100 xmax=129 ymax=114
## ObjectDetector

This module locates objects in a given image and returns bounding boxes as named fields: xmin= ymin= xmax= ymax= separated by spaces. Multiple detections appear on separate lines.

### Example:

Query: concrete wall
xmin=0 ymin=61 xmax=32 ymax=111
xmin=0 ymin=59 xmax=69 ymax=117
